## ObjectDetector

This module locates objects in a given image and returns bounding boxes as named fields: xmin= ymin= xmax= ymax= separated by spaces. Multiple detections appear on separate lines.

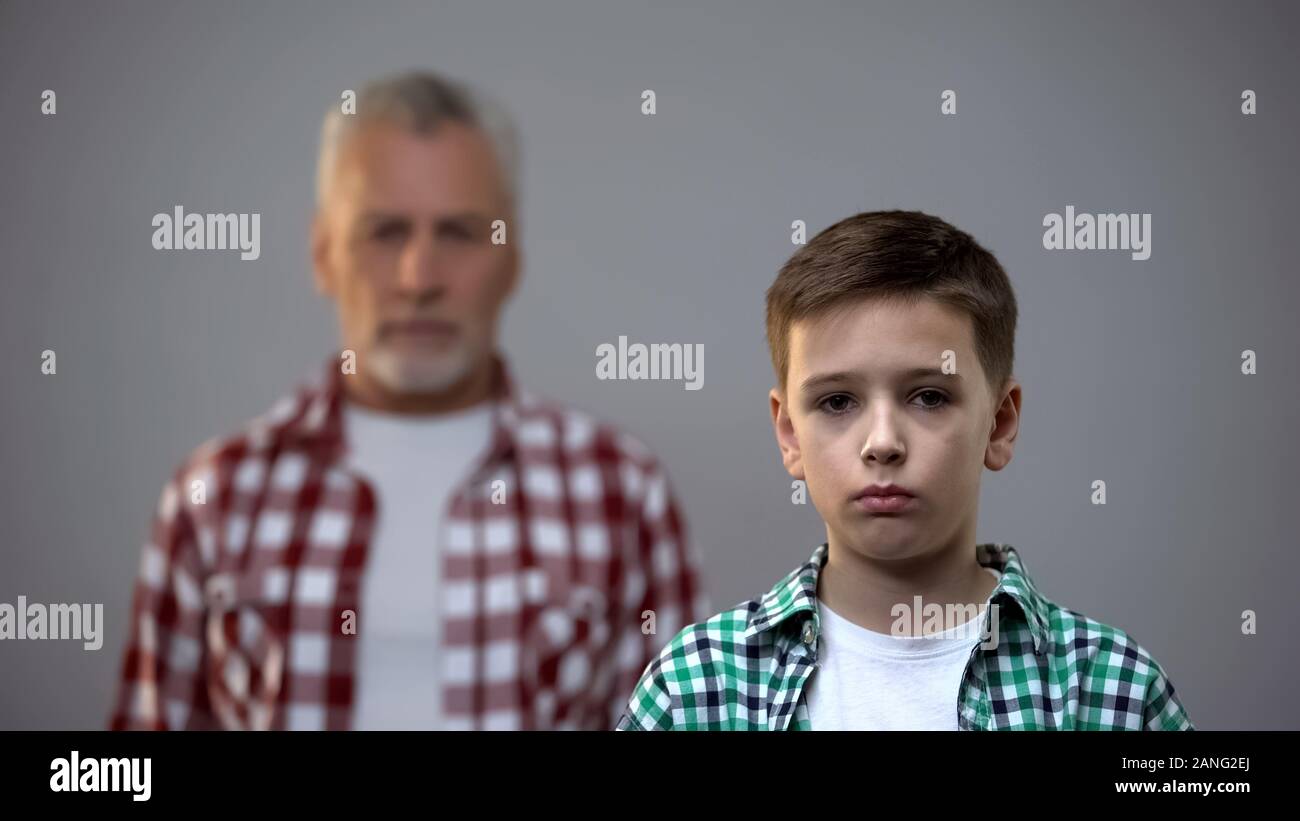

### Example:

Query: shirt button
xmin=802 ymin=621 xmax=817 ymax=647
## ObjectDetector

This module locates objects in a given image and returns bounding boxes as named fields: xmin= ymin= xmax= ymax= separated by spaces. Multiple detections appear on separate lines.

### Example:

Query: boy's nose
xmin=860 ymin=437 xmax=905 ymax=465
xmin=859 ymin=404 xmax=906 ymax=465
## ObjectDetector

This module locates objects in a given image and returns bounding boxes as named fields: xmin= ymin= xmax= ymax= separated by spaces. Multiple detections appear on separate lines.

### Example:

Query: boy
xmin=617 ymin=210 xmax=1193 ymax=730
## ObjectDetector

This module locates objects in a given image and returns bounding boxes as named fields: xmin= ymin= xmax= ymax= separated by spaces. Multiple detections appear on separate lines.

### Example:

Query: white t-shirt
xmin=342 ymin=399 xmax=494 ymax=730
xmin=805 ymin=567 xmax=1002 ymax=731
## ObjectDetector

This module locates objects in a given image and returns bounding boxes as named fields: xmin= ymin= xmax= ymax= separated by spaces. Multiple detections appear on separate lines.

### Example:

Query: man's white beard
xmin=365 ymin=343 xmax=476 ymax=395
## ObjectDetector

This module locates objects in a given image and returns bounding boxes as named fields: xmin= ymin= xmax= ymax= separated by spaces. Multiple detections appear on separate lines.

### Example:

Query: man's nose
xmin=395 ymin=233 xmax=445 ymax=295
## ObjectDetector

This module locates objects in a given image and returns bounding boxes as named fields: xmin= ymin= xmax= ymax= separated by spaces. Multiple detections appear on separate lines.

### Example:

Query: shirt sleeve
xmin=109 ymin=472 xmax=214 ymax=730
xmin=615 ymin=644 xmax=677 ymax=731
xmin=1142 ymin=660 xmax=1194 ymax=731
xmin=604 ymin=458 xmax=710 ymax=729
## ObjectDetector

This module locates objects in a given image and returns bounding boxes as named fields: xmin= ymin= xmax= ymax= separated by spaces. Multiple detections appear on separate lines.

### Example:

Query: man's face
xmin=770 ymin=296 xmax=1020 ymax=564
xmin=312 ymin=120 xmax=519 ymax=396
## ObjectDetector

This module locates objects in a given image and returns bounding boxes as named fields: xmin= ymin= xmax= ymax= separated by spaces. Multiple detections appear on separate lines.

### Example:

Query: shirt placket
xmin=773 ymin=616 xmax=820 ymax=731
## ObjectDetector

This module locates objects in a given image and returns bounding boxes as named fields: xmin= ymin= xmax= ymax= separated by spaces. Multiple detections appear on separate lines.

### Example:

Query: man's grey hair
xmin=316 ymin=70 xmax=520 ymax=208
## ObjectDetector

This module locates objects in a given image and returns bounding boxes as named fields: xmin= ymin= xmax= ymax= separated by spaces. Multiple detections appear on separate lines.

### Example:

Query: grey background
xmin=2 ymin=0 xmax=1297 ymax=729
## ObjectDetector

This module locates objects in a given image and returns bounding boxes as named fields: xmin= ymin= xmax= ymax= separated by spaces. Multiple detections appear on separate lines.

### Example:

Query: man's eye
xmin=372 ymin=223 xmax=408 ymax=242
xmin=818 ymin=394 xmax=856 ymax=415
xmin=439 ymin=223 xmax=476 ymax=241
xmin=913 ymin=390 xmax=949 ymax=410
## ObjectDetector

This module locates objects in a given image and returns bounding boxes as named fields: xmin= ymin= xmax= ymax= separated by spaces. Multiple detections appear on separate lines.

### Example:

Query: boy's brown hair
xmin=765 ymin=210 xmax=1018 ymax=400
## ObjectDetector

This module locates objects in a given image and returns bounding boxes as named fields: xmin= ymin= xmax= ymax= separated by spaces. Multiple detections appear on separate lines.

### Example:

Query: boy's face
xmin=769 ymin=296 xmax=1021 ymax=564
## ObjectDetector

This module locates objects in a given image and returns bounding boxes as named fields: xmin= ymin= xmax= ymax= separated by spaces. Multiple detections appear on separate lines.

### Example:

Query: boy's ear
xmin=769 ymin=387 xmax=806 ymax=480
xmin=984 ymin=379 xmax=1022 ymax=471
xmin=310 ymin=210 xmax=336 ymax=297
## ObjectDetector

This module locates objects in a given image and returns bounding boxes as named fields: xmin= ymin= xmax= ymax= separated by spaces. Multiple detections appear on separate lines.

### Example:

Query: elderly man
xmin=109 ymin=70 xmax=709 ymax=730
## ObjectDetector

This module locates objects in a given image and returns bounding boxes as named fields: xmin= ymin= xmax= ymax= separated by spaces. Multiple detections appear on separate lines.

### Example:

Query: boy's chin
xmin=830 ymin=524 xmax=929 ymax=563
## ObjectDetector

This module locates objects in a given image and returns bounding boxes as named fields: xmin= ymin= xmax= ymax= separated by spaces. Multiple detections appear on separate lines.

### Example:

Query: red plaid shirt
xmin=109 ymin=353 xmax=709 ymax=730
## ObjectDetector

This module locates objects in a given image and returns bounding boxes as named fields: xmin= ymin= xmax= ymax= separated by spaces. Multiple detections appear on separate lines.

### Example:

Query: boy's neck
xmin=817 ymin=534 xmax=998 ymax=636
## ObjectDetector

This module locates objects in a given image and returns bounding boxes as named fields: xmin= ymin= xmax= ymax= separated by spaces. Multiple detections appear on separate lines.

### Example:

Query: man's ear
xmin=310 ymin=210 xmax=335 ymax=297
xmin=502 ymin=233 xmax=522 ymax=301
xmin=984 ymin=379 xmax=1022 ymax=471
xmin=769 ymin=387 xmax=806 ymax=480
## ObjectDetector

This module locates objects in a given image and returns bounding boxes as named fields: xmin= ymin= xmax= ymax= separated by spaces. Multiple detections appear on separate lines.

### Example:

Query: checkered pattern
xmin=617 ymin=542 xmax=1193 ymax=731
xmin=109 ymin=353 xmax=709 ymax=730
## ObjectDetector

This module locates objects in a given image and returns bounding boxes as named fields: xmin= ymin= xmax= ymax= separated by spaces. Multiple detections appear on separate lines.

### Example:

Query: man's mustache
xmin=378 ymin=317 xmax=460 ymax=338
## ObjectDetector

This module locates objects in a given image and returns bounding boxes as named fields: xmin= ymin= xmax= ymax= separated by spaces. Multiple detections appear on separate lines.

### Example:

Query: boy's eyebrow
xmin=798 ymin=367 xmax=962 ymax=392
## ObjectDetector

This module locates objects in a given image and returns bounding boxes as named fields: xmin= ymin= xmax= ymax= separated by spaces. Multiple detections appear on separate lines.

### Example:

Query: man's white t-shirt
xmin=805 ymin=567 xmax=1002 ymax=731
xmin=342 ymin=399 xmax=494 ymax=730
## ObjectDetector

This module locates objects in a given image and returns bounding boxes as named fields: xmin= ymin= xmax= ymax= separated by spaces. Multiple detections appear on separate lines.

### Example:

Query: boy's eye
xmin=816 ymin=390 xmax=950 ymax=416
xmin=912 ymin=389 xmax=949 ymax=410
xmin=817 ymin=394 xmax=856 ymax=415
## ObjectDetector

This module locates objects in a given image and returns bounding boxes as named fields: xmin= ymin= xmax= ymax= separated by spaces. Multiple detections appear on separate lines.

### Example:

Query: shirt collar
xmin=744 ymin=541 xmax=1052 ymax=655
xmin=273 ymin=349 xmax=532 ymax=465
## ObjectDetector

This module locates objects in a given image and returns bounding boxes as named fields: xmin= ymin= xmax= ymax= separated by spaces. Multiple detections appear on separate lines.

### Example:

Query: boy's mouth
xmin=853 ymin=484 xmax=917 ymax=514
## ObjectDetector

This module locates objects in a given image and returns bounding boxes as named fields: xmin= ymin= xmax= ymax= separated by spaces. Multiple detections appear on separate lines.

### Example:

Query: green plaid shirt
xmin=617 ymin=542 xmax=1193 ymax=730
